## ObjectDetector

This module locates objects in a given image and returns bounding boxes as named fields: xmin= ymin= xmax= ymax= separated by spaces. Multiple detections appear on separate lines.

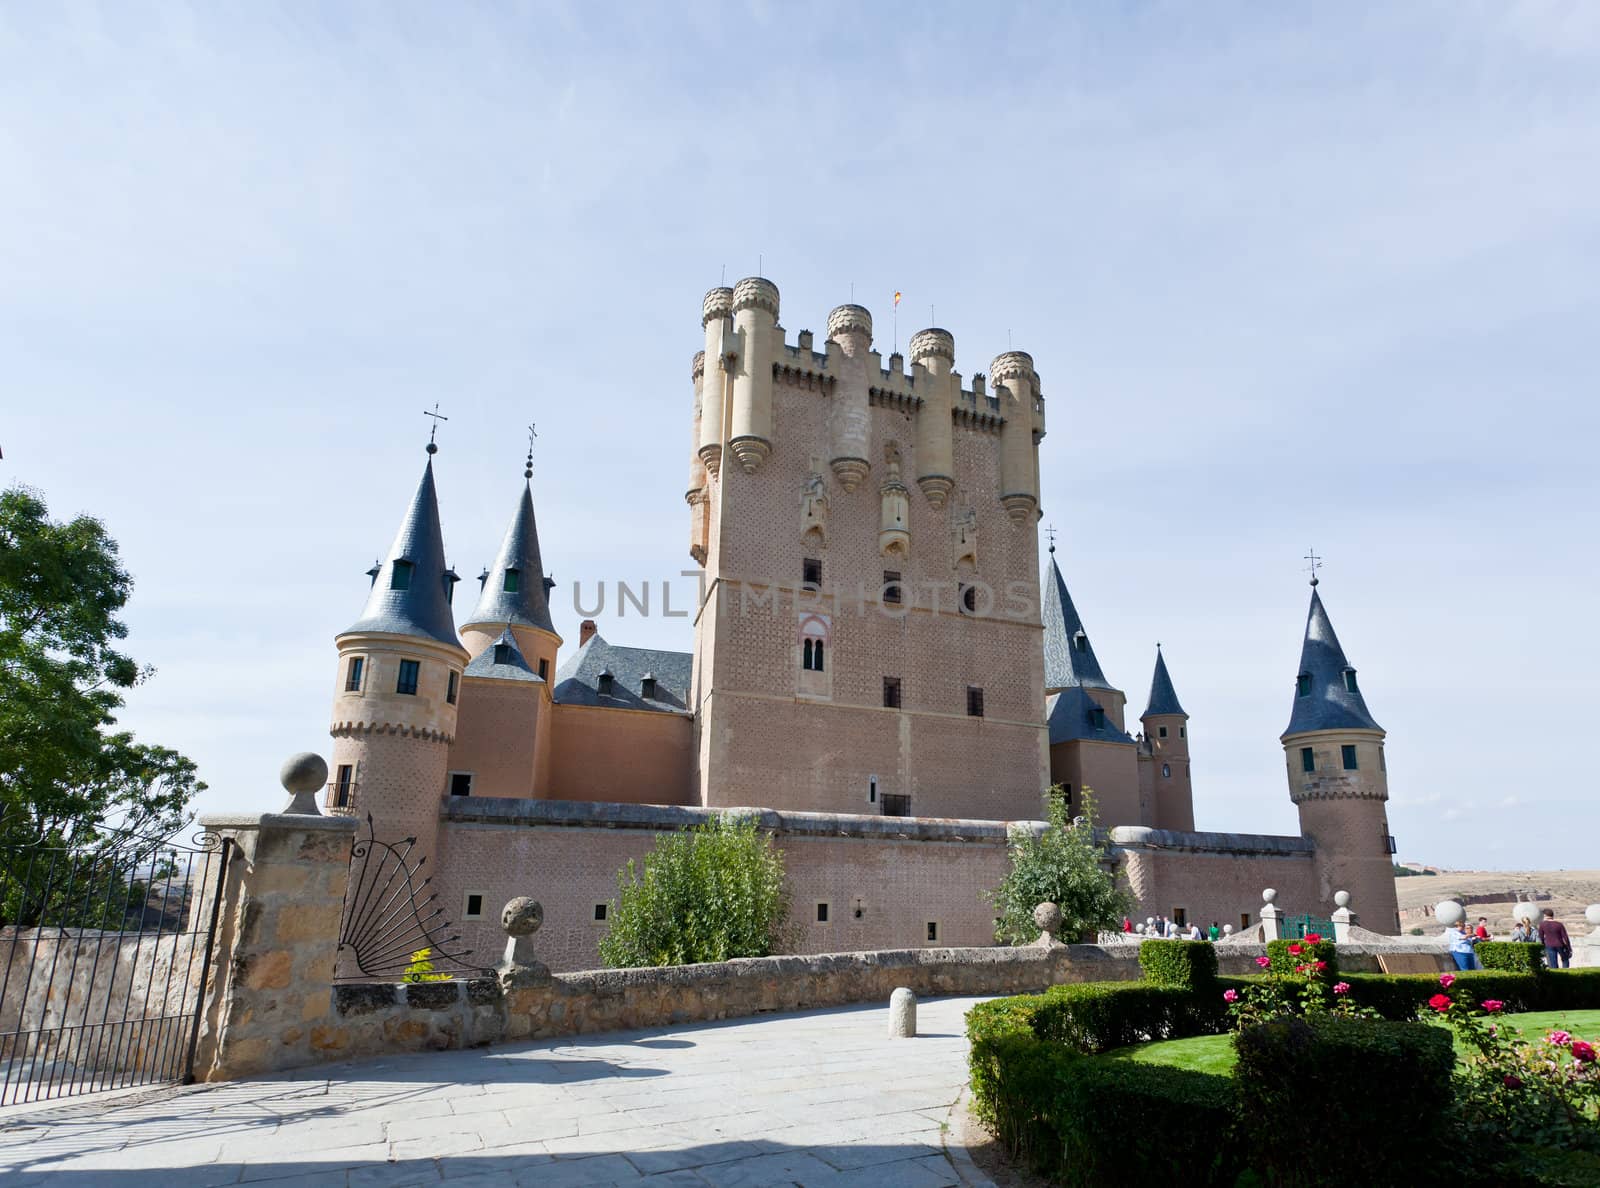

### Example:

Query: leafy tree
xmin=599 ymin=814 xmax=792 ymax=968
xmin=0 ymin=485 xmax=204 ymax=924
xmin=986 ymin=786 xmax=1133 ymax=945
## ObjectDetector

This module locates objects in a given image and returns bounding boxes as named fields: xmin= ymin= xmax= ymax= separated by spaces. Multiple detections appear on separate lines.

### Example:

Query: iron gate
xmin=0 ymin=818 xmax=230 ymax=1106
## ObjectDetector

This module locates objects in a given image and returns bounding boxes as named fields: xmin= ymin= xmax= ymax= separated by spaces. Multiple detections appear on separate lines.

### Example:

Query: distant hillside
xmin=1394 ymin=869 xmax=1600 ymax=936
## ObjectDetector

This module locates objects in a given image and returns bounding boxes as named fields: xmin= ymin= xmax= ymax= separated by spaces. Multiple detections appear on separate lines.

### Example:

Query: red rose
xmin=1429 ymin=994 xmax=1452 ymax=1012
xmin=1314 ymin=960 xmax=1327 ymax=971
xmin=1503 ymin=1075 xmax=1523 ymax=1090
xmin=1572 ymin=1041 xmax=1597 ymax=1064
xmin=1288 ymin=943 xmax=1302 ymax=956
xmin=1305 ymin=933 xmax=1321 ymax=944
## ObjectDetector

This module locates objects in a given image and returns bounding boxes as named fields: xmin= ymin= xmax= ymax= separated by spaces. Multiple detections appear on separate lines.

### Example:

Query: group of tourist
xmin=1442 ymin=907 xmax=1573 ymax=970
xmin=1123 ymin=915 xmax=1226 ymax=941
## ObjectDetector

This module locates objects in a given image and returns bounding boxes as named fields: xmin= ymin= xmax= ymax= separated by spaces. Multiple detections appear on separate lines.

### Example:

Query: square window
xmin=593 ymin=903 xmax=608 ymax=922
xmin=446 ymin=670 xmax=459 ymax=705
xmin=815 ymin=902 xmax=830 ymax=924
xmin=881 ymin=793 xmax=911 ymax=817
xmin=1158 ymin=725 xmax=1168 ymax=739
xmin=1300 ymin=747 xmax=1315 ymax=774
xmin=396 ymin=659 xmax=420 ymax=695
xmin=882 ymin=571 xmax=902 ymax=606
xmin=641 ymin=676 xmax=657 ymax=699
xmin=333 ymin=764 xmax=353 ymax=807
xmin=1173 ymin=908 xmax=1187 ymax=927
xmin=925 ymin=921 xmax=939 ymax=943
xmin=449 ymin=772 xmax=473 ymax=797
xmin=802 ymin=557 xmax=822 ymax=588
xmin=345 ymin=657 xmax=364 ymax=692
xmin=883 ymin=677 xmax=902 ymax=709
xmin=967 ymin=686 xmax=984 ymax=718
xmin=464 ymin=893 xmax=484 ymax=920
xmin=1341 ymin=744 xmax=1358 ymax=771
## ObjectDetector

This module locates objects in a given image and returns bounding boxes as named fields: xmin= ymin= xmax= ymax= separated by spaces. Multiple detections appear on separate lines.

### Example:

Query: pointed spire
xmin=1142 ymin=646 xmax=1187 ymax=718
xmin=465 ymin=468 xmax=556 ymax=635
xmin=342 ymin=452 xmax=463 ymax=649
xmin=1042 ymin=554 xmax=1112 ymax=693
xmin=1283 ymin=588 xmax=1383 ymax=737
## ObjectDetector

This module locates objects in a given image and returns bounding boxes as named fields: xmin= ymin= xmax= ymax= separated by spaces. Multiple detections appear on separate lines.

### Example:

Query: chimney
xmin=579 ymin=619 xmax=598 ymax=647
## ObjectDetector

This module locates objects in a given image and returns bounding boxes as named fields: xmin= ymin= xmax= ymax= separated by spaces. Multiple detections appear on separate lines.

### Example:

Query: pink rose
xmin=1223 ymin=989 xmax=1239 ymax=1003
xmin=1481 ymin=1000 xmax=1504 ymax=1013
xmin=1332 ymin=982 xmax=1351 ymax=995
xmin=1439 ymin=973 xmax=1456 ymax=989
xmin=1256 ymin=955 xmax=1271 ymax=969
xmin=1549 ymin=1030 xmax=1573 ymax=1048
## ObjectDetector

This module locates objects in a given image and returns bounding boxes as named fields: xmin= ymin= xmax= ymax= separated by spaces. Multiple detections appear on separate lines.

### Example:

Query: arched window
xmin=1161 ymin=763 xmax=1171 ymax=778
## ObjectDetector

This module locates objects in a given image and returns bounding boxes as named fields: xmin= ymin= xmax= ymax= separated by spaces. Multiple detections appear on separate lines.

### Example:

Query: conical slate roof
xmin=342 ymin=456 xmax=462 ymax=649
xmin=1142 ymin=647 xmax=1187 ymax=718
xmin=1282 ymin=587 xmax=1383 ymax=737
xmin=1042 ymin=555 xmax=1112 ymax=692
xmin=463 ymin=627 xmax=542 ymax=683
xmin=466 ymin=482 xmax=556 ymax=635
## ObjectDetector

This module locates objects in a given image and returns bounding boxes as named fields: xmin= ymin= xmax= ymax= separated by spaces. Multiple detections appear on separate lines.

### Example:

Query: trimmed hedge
xmin=1341 ymin=968 xmax=1600 ymax=1020
xmin=1138 ymin=938 xmax=1217 ymax=989
xmin=1537 ymin=968 xmax=1600 ymax=1010
xmin=1058 ymin=1058 xmax=1239 ymax=1187
xmin=1478 ymin=941 xmax=1545 ymax=973
xmin=1235 ymin=1015 xmax=1452 ymax=1188
xmin=1266 ymin=936 xmax=1338 ymax=978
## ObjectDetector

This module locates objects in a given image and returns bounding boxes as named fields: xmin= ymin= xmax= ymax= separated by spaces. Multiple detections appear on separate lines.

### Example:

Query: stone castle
xmin=325 ymin=277 xmax=1401 ymax=971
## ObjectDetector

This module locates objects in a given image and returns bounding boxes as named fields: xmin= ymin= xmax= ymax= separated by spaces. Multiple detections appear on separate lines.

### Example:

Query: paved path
xmin=0 ymin=996 xmax=992 ymax=1187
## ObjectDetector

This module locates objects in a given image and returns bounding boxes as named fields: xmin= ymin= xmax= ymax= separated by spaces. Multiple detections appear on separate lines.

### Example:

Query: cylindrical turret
xmin=910 ymin=328 xmax=956 ymax=509
xmin=827 ymin=303 xmax=873 ymax=492
xmin=697 ymin=287 xmax=734 ymax=477
xmin=878 ymin=445 xmax=910 ymax=557
xmin=991 ymin=351 xmax=1040 ymax=525
xmin=729 ymin=277 xmax=779 ymax=473
xmin=687 ymin=350 xmax=709 ymax=564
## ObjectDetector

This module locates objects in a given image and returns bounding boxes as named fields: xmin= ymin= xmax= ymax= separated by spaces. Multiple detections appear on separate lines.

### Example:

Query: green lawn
xmin=1109 ymin=1008 xmax=1600 ymax=1076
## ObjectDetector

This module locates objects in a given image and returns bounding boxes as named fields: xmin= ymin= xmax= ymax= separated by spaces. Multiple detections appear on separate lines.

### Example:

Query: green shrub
xmin=1032 ymin=981 xmax=1219 ymax=1052
xmin=1479 ymin=941 xmax=1545 ymax=973
xmin=597 ymin=813 xmax=791 ymax=967
xmin=1234 ymin=1015 xmax=1453 ymax=1187
xmin=1139 ymin=938 xmax=1218 ymax=989
xmin=1537 ymin=968 xmax=1600 ymax=1011
xmin=1266 ymin=936 xmax=1338 ymax=978
xmin=1342 ymin=971 xmax=1550 ymax=1019
xmin=985 ymin=787 xmax=1133 ymax=944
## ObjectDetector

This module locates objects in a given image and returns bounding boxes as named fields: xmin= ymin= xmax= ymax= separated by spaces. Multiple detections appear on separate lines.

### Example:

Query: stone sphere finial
xmin=278 ymin=752 xmax=327 ymax=815
xmin=1514 ymin=902 xmax=1538 ymax=925
xmin=1585 ymin=904 xmax=1600 ymax=928
xmin=1033 ymin=902 xmax=1062 ymax=939
xmin=1262 ymin=888 xmax=1277 ymax=905
xmin=1435 ymin=900 xmax=1466 ymax=926
xmin=501 ymin=897 xmax=544 ymax=937
xmin=1334 ymin=890 xmax=1351 ymax=909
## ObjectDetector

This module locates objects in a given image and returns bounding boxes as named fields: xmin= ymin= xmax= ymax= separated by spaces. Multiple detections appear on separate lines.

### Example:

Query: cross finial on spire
xmin=1304 ymin=547 xmax=1322 ymax=587
xmin=423 ymin=403 xmax=448 ymax=455
xmin=1045 ymin=524 xmax=1057 ymax=554
xmin=525 ymin=423 xmax=537 ymax=479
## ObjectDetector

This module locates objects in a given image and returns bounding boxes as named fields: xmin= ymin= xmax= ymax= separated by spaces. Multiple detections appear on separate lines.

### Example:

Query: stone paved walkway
xmin=0 ymin=996 xmax=992 ymax=1187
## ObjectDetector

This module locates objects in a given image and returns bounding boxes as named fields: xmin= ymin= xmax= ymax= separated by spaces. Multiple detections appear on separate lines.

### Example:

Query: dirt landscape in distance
xmin=1394 ymin=868 xmax=1600 ymax=936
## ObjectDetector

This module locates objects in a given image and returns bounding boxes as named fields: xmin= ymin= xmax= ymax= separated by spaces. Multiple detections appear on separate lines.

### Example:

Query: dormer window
xmin=1296 ymin=673 xmax=1312 ymax=697
xmin=641 ymin=674 xmax=657 ymax=699
xmin=1090 ymin=705 xmax=1106 ymax=731
xmin=1343 ymin=669 xmax=1359 ymax=694
xmin=390 ymin=560 xmax=413 ymax=591
xmin=503 ymin=568 xmax=520 ymax=594
xmin=1073 ymin=631 xmax=1088 ymax=653
xmin=597 ymin=670 xmax=615 ymax=697
xmin=443 ymin=568 xmax=459 ymax=604
xmin=493 ymin=642 xmax=513 ymax=666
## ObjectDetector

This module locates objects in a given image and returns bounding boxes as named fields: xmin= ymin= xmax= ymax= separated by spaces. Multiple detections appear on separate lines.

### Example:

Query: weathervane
xmin=423 ymin=403 xmax=448 ymax=454
xmin=1304 ymin=548 xmax=1323 ymax=587
xmin=525 ymin=423 xmax=537 ymax=479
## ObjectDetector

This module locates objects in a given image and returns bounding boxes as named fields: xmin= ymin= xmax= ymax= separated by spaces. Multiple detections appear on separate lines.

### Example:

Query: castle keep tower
xmin=688 ymin=278 xmax=1049 ymax=820
xmin=1282 ymin=582 xmax=1400 ymax=932
xmin=1140 ymin=647 xmax=1194 ymax=832
xmin=328 ymin=444 xmax=469 ymax=862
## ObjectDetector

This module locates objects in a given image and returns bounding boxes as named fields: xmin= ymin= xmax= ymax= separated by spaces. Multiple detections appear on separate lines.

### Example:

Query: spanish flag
xmin=893 ymin=291 xmax=902 ymax=306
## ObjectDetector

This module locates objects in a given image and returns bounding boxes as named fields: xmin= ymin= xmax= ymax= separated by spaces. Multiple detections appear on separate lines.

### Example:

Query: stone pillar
xmin=1331 ymin=890 xmax=1355 ymax=943
xmin=1259 ymin=888 xmax=1282 ymax=943
xmin=192 ymin=810 xmax=356 ymax=1081
xmin=888 ymin=988 xmax=917 ymax=1038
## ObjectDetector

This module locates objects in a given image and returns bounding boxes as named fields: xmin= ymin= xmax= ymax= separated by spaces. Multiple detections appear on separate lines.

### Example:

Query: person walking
xmin=1443 ymin=920 xmax=1476 ymax=972
xmin=1207 ymin=921 xmax=1221 ymax=942
xmin=1539 ymin=908 xmax=1573 ymax=970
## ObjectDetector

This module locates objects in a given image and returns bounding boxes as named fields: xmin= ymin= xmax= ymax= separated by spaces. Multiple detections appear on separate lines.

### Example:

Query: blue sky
xmin=4 ymin=3 xmax=1596 ymax=870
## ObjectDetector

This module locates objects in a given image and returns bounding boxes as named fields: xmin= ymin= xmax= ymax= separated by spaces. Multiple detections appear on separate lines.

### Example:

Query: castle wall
xmin=446 ymin=679 xmax=539 ymax=798
xmin=546 ymin=705 xmax=695 ymax=806
xmin=1113 ymin=828 xmax=1323 ymax=933
xmin=1050 ymin=739 xmax=1144 ymax=827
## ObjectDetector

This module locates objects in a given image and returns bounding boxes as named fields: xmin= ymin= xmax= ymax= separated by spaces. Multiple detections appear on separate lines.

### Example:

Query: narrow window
xmin=593 ymin=903 xmax=608 ymax=922
xmin=597 ymin=670 xmax=615 ymax=696
xmin=1179 ymin=726 xmax=1186 ymax=739
xmin=503 ymin=568 xmax=520 ymax=593
xmin=1341 ymin=744 xmax=1358 ymax=771
xmin=868 ymin=775 xmax=878 ymax=804
xmin=390 ymin=560 xmax=413 ymax=591
xmin=967 ymin=686 xmax=984 ymax=717
xmin=802 ymin=557 xmax=822 ymax=588
xmin=1240 ymin=913 xmax=1252 ymax=931
xmin=1157 ymin=725 xmax=1168 ymax=739
xmin=464 ymin=894 xmax=484 ymax=919
xmin=449 ymin=772 xmax=473 ymax=797
xmin=882 ymin=570 xmax=902 ymax=606
xmin=334 ymin=764 xmax=353 ymax=807
xmin=1296 ymin=673 xmax=1311 ymax=697
xmin=396 ymin=659 xmax=420 ymax=695
xmin=1343 ymin=669 xmax=1359 ymax=694
xmin=1161 ymin=763 xmax=1171 ymax=778
xmin=815 ymin=902 xmax=830 ymax=924
xmin=926 ymin=921 xmax=939 ymax=943
xmin=345 ymin=657 xmax=364 ymax=692
xmin=1173 ymin=908 xmax=1187 ymax=928
xmin=538 ymin=658 xmax=549 ymax=681
xmin=446 ymin=670 xmax=459 ymax=705
xmin=1379 ymin=746 xmax=1386 ymax=772
xmin=641 ymin=675 xmax=657 ymax=699
xmin=883 ymin=677 xmax=902 ymax=709
xmin=1300 ymin=746 xmax=1315 ymax=773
